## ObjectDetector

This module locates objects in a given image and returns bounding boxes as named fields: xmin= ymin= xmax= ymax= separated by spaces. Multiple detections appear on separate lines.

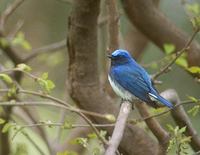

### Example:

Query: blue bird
xmin=108 ymin=49 xmax=173 ymax=108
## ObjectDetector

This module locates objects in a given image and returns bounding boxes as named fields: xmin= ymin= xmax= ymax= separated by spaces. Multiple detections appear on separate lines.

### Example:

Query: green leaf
xmin=0 ymin=118 xmax=5 ymax=124
xmin=87 ymin=132 xmax=97 ymax=139
xmin=62 ymin=121 xmax=72 ymax=129
xmin=166 ymin=124 xmax=174 ymax=132
xmin=187 ymin=95 xmax=198 ymax=103
xmin=179 ymin=126 xmax=187 ymax=134
xmin=105 ymin=114 xmax=116 ymax=122
xmin=46 ymin=80 xmax=55 ymax=91
xmin=150 ymin=62 xmax=158 ymax=69
xmin=2 ymin=122 xmax=12 ymax=133
xmin=175 ymin=57 xmax=188 ymax=68
xmin=188 ymin=105 xmax=200 ymax=116
xmin=0 ymin=74 xmax=13 ymax=85
xmin=71 ymin=137 xmax=88 ymax=148
xmin=41 ymin=72 xmax=48 ymax=80
xmin=12 ymin=32 xmax=32 ymax=51
xmin=16 ymin=64 xmax=32 ymax=72
xmin=99 ymin=130 xmax=107 ymax=138
xmin=186 ymin=3 xmax=200 ymax=15
xmin=21 ymin=40 xmax=31 ymax=50
xmin=163 ymin=43 xmax=175 ymax=54
xmin=187 ymin=66 xmax=200 ymax=74
xmin=180 ymin=136 xmax=191 ymax=143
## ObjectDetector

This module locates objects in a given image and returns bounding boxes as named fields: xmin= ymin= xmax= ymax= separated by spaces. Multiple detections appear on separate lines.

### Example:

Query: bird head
xmin=107 ymin=49 xmax=133 ymax=65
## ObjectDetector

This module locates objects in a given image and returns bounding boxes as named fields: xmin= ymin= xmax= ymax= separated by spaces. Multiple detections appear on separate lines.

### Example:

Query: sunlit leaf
xmin=105 ymin=114 xmax=116 ymax=122
xmin=16 ymin=64 xmax=32 ymax=72
xmin=12 ymin=32 xmax=32 ymax=51
xmin=2 ymin=122 xmax=12 ymax=133
xmin=71 ymin=137 xmax=88 ymax=148
xmin=0 ymin=74 xmax=13 ymax=85
xmin=62 ymin=121 xmax=72 ymax=129
xmin=187 ymin=66 xmax=200 ymax=74
xmin=179 ymin=126 xmax=187 ymax=134
xmin=41 ymin=72 xmax=48 ymax=80
xmin=87 ymin=132 xmax=97 ymax=139
xmin=163 ymin=43 xmax=175 ymax=54
xmin=187 ymin=95 xmax=198 ymax=103
xmin=186 ymin=3 xmax=200 ymax=15
xmin=0 ymin=118 xmax=5 ymax=124
xmin=176 ymin=57 xmax=188 ymax=68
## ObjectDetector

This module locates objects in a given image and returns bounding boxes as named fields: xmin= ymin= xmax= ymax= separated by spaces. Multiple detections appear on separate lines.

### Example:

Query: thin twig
xmin=23 ymin=40 xmax=66 ymax=62
xmin=0 ymin=90 xmax=110 ymax=146
xmin=104 ymin=101 xmax=132 ymax=155
xmin=136 ymin=102 xmax=170 ymax=154
xmin=153 ymin=28 xmax=200 ymax=80
xmin=7 ymin=20 xmax=24 ymax=39
xmin=0 ymin=0 xmax=25 ymax=31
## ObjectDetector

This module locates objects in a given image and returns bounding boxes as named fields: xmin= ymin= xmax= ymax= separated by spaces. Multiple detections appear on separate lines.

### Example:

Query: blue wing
xmin=110 ymin=63 xmax=153 ymax=104
xmin=110 ymin=62 xmax=173 ymax=108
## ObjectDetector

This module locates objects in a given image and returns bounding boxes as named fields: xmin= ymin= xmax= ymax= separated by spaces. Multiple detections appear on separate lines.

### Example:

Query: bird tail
xmin=149 ymin=93 xmax=173 ymax=108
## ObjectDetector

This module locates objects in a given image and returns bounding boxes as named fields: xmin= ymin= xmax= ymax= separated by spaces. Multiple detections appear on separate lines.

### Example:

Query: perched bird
xmin=108 ymin=49 xmax=173 ymax=108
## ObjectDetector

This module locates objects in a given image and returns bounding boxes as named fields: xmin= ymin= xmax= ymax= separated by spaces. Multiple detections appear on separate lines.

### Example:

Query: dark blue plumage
xmin=108 ymin=49 xmax=173 ymax=108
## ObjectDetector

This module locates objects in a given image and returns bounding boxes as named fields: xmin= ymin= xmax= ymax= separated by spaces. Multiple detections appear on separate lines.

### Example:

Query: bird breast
xmin=108 ymin=75 xmax=133 ymax=100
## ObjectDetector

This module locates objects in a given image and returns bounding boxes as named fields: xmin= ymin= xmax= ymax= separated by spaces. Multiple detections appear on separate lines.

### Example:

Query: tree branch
xmin=153 ymin=28 xmax=199 ymax=80
xmin=67 ymin=0 xmax=157 ymax=154
xmin=23 ymin=40 xmax=66 ymax=62
xmin=0 ymin=0 xmax=24 ymax=31
xmin=104 ymin=101 xmax=131 ymax=155
xmin=121 ymin=0 xmax=200 ymax=66
xmin=135 ymin=101 xmax=170 ymax=155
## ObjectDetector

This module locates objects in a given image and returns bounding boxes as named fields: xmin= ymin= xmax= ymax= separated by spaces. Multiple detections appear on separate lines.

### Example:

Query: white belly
xmin=108 ymin=75 xmax=133 ymax=100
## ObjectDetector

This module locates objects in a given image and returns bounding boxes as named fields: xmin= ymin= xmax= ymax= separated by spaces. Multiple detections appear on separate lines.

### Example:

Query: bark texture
xmin=67 ymin=0 xmax=158 ymax=154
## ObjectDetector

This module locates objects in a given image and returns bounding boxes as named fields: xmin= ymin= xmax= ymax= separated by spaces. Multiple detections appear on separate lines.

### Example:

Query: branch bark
xmin=104 ymin=101 xmax=131 ymax=155
xmin=67 ymin=0 xmax=158 ymax=154
xmin=121 ymin=0 xmax=200 ymax=66
xmin=136 ymin=101 xmax=170 ymax=155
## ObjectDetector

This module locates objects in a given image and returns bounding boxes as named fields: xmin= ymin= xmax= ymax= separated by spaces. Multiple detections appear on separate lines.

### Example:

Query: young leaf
xmin=187 ymin=66 xmax=200 ymax=74
xmin=16 ymin=64 xmax=32 ymax=72
xmin=163 ymin=43 xmax=175 ymax=54
xmin=2 ymin=122 xmax=12 ymax=133
xmin=187 ymin=95 xmax=198 ymax=103
xmin=175 ymin=57 xmax=188 ymax=68
xmin=41 ymin=72 xmax=48 ymax=80
xmin=71 ymin=137 xmax=88 ymax=148
xmin=0 ymin=74 xmax=13 ymax=85
xmin=105 ymin=114 xmax=116 ymax=122
xmin=186 ymin=3 xmax=200 ymax=15
xmin=0 ymin=118 xmax=5 ymax=124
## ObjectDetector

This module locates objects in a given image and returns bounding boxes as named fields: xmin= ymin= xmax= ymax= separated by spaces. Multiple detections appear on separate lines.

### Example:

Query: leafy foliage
xmin=167 ymin=125 xmax=191 ymax=154
xmin=37 ymin=72 xmax=55 ymax=93
xmin=0 ymin=74 xmax=13 ymax=85
xmin=187 ymin=96 xmax=200 ymax=116
xmin=12 ymin=32 xmax=32 ymax=51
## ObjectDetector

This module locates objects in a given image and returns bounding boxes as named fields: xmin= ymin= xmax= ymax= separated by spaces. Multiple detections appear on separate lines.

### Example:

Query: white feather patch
xmin=108 ymin=75 xmax=133 ymax=100
xmin=148 ymin=93 xmax=158 ymax=101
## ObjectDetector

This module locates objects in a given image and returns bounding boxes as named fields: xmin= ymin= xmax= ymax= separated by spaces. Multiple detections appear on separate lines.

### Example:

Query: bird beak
xmin=107 ymin=54 xmax=112 ymax=59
